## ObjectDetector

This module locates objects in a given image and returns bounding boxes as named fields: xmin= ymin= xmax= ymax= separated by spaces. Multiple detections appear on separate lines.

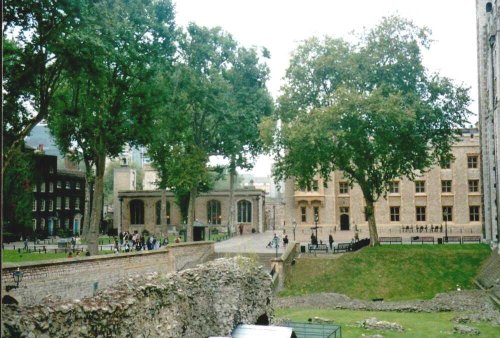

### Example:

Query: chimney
xmin=37 ymin=144 xmax=44 ymax=153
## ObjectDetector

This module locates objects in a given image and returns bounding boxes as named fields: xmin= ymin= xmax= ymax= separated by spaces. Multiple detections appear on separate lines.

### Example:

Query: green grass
xmin=2 ymin=250 xmax=114 ymax=263
xmin=280 ymin=244 xmax=491 ymax=300
xmin=276 ymin=308 xmax=500 ymax=338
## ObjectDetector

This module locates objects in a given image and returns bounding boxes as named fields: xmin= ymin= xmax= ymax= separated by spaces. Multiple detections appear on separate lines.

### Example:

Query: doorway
xmin=340 ymin=214 xmax=350 ymax=231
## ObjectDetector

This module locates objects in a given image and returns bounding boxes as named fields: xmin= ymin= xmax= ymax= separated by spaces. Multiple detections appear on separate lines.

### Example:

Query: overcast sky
xmin=174 ymin=0 xmax=478 ymax=176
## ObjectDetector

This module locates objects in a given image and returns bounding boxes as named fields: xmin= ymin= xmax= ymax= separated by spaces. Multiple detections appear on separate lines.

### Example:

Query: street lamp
xmin=292 ymin=219 xmax=297 ymax=241
xmin=273 ymin=235 xmax=279 ymax=258
xmin=119 ymin=197 xmax=123 ymax=239
xmin=6 ymin=268 xmax=24 ymax=291
xmin=314 ymin=214 xmax=319 ymax=241
xmin=442 ymin=208 xmax=450 ymax=242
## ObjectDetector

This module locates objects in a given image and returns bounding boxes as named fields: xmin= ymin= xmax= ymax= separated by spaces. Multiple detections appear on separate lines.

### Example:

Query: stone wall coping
xmin=271 ymin=241 xmax=299 ymax=264
xmin=2 ymin=241 xmax=213 ymax=271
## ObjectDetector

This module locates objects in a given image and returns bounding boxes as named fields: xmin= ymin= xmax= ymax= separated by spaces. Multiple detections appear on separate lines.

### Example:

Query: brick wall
xmin=1 ymin=241 xmax=214 ymax=305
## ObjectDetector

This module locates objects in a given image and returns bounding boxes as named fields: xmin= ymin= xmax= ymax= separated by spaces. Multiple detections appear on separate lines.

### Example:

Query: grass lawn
xmin=275 ymin=308 xmax=500 ymax=338
xmin=2 ymin=249 xmax=114 ymax=263
xmin=280 ymin=244 xmax=491 ymax=300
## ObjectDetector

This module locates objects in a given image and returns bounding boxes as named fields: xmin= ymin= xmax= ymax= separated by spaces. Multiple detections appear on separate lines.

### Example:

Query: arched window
xmin=207 ymin=200 xmax=221 ymax=224
xmin=155 ymin=201 xmax=161 ymax=225
xmin=156 ymin=201 xmax=172 ymax=225
xmin=237 ymin=200 xmax=252 ymax=223
xmin=130 ymin=200 xmax=144 ymax=225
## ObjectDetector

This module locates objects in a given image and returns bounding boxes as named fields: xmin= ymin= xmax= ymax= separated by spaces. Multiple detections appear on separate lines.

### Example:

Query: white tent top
xmin=230 ymin=324 xmax=294 ymax=338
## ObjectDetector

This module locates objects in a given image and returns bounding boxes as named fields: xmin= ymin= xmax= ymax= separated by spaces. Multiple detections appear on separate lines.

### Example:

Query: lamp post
xmin=119 ymin=197 xmax=123 ymax=239
xmin=314 ymin=214 xmax=319 ymax=240
xmin=6 ymin=268 xmax=24 ymax=291
xmin=273 ymin=235 xmax=279 ymax=258
xmin=292 ymin=219 xmax=297 ymax=241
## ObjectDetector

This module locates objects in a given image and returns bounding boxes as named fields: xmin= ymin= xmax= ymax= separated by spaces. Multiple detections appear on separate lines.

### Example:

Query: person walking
xmin=329 ymin=234 xmax=334 ymax=250
xmin=283 ymin=235 xmax=289 ymax=248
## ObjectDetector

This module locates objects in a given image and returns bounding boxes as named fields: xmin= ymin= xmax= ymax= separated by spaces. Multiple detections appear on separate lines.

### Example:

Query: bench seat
xmin=308 ymin=244 xmax=329 ymax=253
xmin=379 ymin=237 xmax=402 ymax=244
xmin=333 ymin=243 xmax=352 ymax=253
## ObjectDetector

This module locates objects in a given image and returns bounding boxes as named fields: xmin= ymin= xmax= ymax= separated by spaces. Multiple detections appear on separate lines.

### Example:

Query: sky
xmin=174 ymin=0 xmax=478 ymax=176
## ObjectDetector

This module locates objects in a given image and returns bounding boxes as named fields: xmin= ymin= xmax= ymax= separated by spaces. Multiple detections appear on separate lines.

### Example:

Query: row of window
xmin=32 ymin=217 xmax=73 ymax=230
xmin=32 ymin=181 xmax=81 ymax=192
xmin=32 ymin=197 xmax=80 ymax=211
xmin=300 ymin=156 xmax=480 ymax=194
xmin=129 ymin=199 xmax=253 ymax=225
xmin=337 ymin=179 xmax=480 ymax=195
xmin=299 ymin=206 xmax=481 ymax=223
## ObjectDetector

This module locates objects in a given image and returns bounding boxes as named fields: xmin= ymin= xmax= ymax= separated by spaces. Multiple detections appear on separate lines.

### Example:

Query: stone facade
xmin=1 ymin=242 xmax=214 ymax=305
xmin=2 ymin=257 xmax=273 ymax=338
xmin=284 ymin=131 xmax=483 ymax=234
xmin=477 ymin=0 xmax=500 ymax=245
xmin=113 ymin=166 xmax=266 ymax=234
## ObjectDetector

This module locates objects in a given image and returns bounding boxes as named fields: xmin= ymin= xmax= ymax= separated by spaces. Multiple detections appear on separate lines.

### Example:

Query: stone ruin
xmin=1 ymin=257 xmax=273 ymax=337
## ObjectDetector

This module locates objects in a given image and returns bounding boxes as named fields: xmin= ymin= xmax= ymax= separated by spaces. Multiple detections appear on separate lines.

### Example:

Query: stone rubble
xmin=1 ymin=257 xmax=273 ymax=338
xmin=453 ymin=324 xmax=481 ymax=335
xmin=274 ymin=290 xmax=500 ymax=325
xmin=358 ymin=317 xmax=404 ymax=332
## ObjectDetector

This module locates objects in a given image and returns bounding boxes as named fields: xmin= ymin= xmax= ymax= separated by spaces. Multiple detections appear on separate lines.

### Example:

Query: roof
xmin=230 ymin=325 xmax=294 ymax=338
xmin=57 ymin=169 xmax=86 ymax=178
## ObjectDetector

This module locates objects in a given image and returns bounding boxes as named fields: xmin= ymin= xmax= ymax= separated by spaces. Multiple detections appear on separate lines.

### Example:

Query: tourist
xmin=175 ymin=236 xmax=181 ymax=243
xmin=329 ymin=234 xmax=334 ymax=250
xmin=68 ymin=252 xmax=73 ymax=258
xmin=283 ymin=235 xmax=289 ymax=248
xmin=85 ymin=250 xmax=91 ymax=256
xmin=23 ymin=237 xmax=29 ymax=251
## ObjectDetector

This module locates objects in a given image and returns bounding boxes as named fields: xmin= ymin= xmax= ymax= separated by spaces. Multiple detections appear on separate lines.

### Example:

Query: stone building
xmin=113 ymin=165 xmax=266 ymax=238
xmin=477 ymin=0 xmax=500 ymax=244
xmin=283 ymin=130 xmax=482 ymax=234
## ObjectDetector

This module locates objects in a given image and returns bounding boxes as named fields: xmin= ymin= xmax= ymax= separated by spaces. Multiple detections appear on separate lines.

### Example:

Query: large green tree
xmin=147 ymin=24 xmax=273 ymax=240
xmin=48 ymin=0 xmax=177 ymax=254
xmin=269 ymin=16 xmax=470 ymax=245
xmin=2 ymin=0 xmax=81 ymax=174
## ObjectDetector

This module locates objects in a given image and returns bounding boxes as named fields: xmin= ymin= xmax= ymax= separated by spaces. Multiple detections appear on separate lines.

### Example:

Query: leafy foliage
xmin=2 ymin=148 xmax=35 ymax=237
xmin=268 ymin=16 xmax=470 ymax=244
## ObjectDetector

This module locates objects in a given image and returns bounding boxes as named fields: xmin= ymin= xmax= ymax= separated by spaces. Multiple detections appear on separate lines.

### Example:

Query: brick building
xmin=283 ymin=129 xmax=482 ymax=235
xmin=31 ymin=152 xmax=86 ymax=236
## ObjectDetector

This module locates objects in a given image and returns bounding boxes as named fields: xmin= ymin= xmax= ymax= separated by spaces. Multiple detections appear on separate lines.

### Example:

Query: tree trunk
xmin=187 ymin=186 xmax=196 ymax=242
xmin=81 ymin=178 xmax=93 ymax=240
xmin=87 ymin=152 xmax=106 ymax=255
xmin=365 ymin=198 xmax=379 ymax=246
xmin=228 ymin=157 xmax=236 ymax=235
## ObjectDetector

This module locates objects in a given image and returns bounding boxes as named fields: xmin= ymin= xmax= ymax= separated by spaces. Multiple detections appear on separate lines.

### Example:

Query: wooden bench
xmin=308 ymin=244 xmax=329 ymax=253
xmin=411 ymin=236 xmax=434 ymax=244
xmin=333 ymin=243 xmax=352 ymax=253
xmin=462 ymin=236 xmax=481 ymax=243
xmin=379 ymin=237 xmax=402 ymax=244
xmin=444 ymin=236 xmax=462 ymax=244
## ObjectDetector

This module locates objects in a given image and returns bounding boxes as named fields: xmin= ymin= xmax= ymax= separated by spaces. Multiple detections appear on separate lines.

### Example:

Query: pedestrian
xmin=175 ymin=236 xmax=181 ymax=243
xmin=329 ymin=234 xmax=334 ymax=250
xmin=283 ymin=235 xmax=289 ymax=248
xmin=24 ymin=237 xmax=29 ymax=251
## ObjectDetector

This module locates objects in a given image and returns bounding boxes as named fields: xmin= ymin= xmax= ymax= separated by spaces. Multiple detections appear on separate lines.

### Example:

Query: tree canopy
xmin=268 ymin=16 xmax=471 ymax=245
xmin=47 ymin=0 xmax=177 ymax=253
xmin=147 ymin=24 xmax=273 ymax=239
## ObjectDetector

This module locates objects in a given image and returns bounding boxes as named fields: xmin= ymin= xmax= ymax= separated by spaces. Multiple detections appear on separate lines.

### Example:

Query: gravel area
xmin=273 ymin=290 xmax=500 ymax=325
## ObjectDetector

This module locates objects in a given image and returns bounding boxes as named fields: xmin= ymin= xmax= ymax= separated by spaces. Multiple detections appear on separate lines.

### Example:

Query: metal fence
xmin=285 ymin=322 xmax=341 ymax=338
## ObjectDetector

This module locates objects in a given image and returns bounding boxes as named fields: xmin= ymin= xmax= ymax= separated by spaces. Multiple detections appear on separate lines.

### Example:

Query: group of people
xmin=311 ymin=233 xmax=337 ymax=250
xmin=266 ymin=233 xmax=289 ymax=249
xmin=118 ymin=231 xmax=167 ymax=252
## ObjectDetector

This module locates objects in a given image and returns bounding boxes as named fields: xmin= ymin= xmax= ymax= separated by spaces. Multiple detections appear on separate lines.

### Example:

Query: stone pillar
xmin=258 ymin=194 xmax=263 ymax=233
xmin=113 ymin=165 xmax=136 ymax=234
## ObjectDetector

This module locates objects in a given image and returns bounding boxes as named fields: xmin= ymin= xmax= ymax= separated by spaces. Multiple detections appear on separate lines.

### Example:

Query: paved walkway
xmin=215 ymin=231 xmax=287 ymax=254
